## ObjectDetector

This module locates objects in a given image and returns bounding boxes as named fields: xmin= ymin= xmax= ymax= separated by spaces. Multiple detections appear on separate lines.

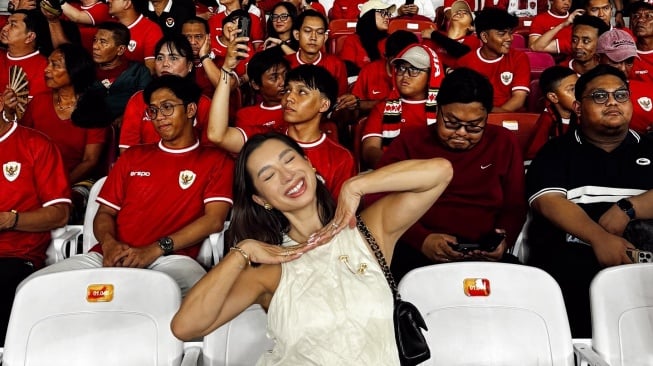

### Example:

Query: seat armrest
xmin=573 ymin=342 xmax=610 ymax=366
xmin=181 ymin=342 xmax=202 ymax=366
xmin=46 ymin=226 xmax=83 ymax=265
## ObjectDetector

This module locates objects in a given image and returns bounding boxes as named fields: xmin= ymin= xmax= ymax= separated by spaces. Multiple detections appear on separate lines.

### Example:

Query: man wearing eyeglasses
xmin=631 ymin=0 xmax=653 ymax=83
xmin=454 ymin=8 xmax=530 ymax=112
xmin=25 ymin=75 xmax=234 ymax=297
xmin=370 ymin=67 xmax=526 ymax=280
xmin=596 ymin=28 xmax=653 ymax=133
xmin=525 ymin=64 xmax=653 ymax=337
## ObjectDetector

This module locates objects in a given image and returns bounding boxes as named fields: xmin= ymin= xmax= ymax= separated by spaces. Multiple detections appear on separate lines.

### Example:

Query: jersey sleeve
xmin=97 ymin=150 xmax=130 ymax=210
xmin=204 ymin=150 xmax=235 ymax=204
xmin=33 ymin=134 xmax=73 ymax=206
xmin=143 ymin=24 xmax=164 ymax=60
xmin=512 ymin=51 xmax=531 ymax=93
xmin=361 ymin=102 xmax=385 ymax=141
xmin=119 ymin=92 xmax=145 ymax=149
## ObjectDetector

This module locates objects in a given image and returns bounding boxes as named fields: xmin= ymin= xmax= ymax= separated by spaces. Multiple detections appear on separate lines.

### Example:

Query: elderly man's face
xmin=435 ymin=102 xmax=487 ymax=151
xmin=575 ymin=74 xmax=632 ymax=136
xmin=586 ymin=0 xmax=612 ymax=25
xmin=631 ymin=8 xmax=653 ymax=38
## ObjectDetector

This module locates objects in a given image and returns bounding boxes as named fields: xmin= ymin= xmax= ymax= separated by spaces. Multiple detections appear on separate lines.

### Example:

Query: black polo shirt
xmin=143 ymin=0 xmax=196 ymax=36
xmin=525 ymin=129 xmax=653 ymax=249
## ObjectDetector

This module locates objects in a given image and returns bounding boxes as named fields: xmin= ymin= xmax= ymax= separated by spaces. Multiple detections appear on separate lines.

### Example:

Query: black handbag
xmin=357 ymin=216 xmax=431 ymax=366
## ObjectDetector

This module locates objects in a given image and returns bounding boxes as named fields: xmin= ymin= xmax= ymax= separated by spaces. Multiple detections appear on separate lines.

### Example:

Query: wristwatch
xmin=616 ymin=199 xmax=636 ymax=220
xmin=199 ymin=51 xmax=215 ymax=63
xmin=158 ymin=237 xmax=174 ymax=255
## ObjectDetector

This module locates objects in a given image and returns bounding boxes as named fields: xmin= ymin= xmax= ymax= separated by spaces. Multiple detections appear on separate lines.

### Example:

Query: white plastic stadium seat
xmin=46 ymin=177 xmax=226 ymax=268
xmin=3 ymin=268 xmax=184 ymax=366
xmin=198 ymin=304 xmax=273 ymax=366
xmin=575 ymin=264 xmax=653 ymax=366
xmin=398 ymin=262 xmax=575 ymax=366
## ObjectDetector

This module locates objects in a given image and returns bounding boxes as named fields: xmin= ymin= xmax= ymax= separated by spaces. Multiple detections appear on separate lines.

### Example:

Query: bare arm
xmin=529 ymin=10 xmax=582 ymax=52
xmin=61 ymin=3 xmax=94 ymax=24
xmin=532 ymin=193 xmax=633 ymax=266
xmin=0 ymin=203 xmax=69 ymax=232
xmin=69 ymin=143 xmax=103 ymax=183
xmin=361 ymin=136 xmax=383 ymax=169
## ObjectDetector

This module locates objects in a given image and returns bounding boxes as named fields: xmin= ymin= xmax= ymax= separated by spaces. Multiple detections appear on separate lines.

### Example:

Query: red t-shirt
xmin=119 ymin=91 xmax=212 ymax=149
xmin=329 ymin=0 xmax=366 ymax=19
xmin=337 ymin=34 xmax=386 ymax=70
xmin=67 ymin=2 xmax=111 ymax=53
xmin=351 ymin=59 xmax=392 ymax=102
xmin=125 ymin=15 xmax=163 ymax=63
xmin=629 ymin=80 xmax=653 ymax=134
xmin=93 ymin=141 xmax=234 ymax=258
xmin=286 ymin=51 xmax=349 ymax=95
xmin=529 ymin=10 xmax=569 ymax=37
xmin=362 ymin=99 xmax=428 ymax=147
xmin=525 ymin=108 xmax=568 ymax=160
xmin=0 ymin=50 xmax=49 ymax=99
xmin=456 ymin=48 xmax=531 ymax=108
xmin=235 ymin=102 xmax=286 ymax=130
xmin=444 ymin=0 xmax=508 ymax=11
xmin=632 ymin=49 xmax=653 ymax=83
xmin=208 ymin=10 xmax=265 ymax=48
xmin=0 ymin=123 xmax=72 ymax=267
xmin=21 ymin=94 xmax=107 ymax=174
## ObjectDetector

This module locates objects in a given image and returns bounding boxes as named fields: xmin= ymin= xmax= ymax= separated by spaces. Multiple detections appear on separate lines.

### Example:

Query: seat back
xmin=327 ymin=19 xmax=357 ymax=54
xmin=527 ymin=79 xmax=545 ymax=113
xmin=388 ymin=18 xmax=435 ymax=35
xmin=511 ymin=33 xmax=527 ymax=49
xmin=590 ymin=264 xmax=653 ymax=366
xmin=398 ymin=262 xmax=574 ymax=366
xmin=487 ymin=112 xmax=540 ymax=157
xmin=81 ymin=176 xmax=107 ymax=253
xmin=3 ymin=268 xmax=183 ymax=366
xmin=201 ymin=305 xmax=274 ymax=366
xmin=524 ymin=51 xmax=555 ymax=80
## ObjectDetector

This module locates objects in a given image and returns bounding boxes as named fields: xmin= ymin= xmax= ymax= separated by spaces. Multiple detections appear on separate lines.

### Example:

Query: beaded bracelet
xmin=230 ymin=246 xmax=251 ymax=267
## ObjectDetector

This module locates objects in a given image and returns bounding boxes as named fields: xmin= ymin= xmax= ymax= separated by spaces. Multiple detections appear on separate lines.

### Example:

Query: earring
xmin=264 ymin=203 xmax=273 ymax=211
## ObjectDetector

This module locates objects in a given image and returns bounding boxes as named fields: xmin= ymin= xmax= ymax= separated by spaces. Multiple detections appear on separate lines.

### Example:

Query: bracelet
xmin=229 ymin=246 xmax=251 ymax=267
xmin=221 ymin=67 xmax=237 ymax=78
xmin=9 ymin=209 xmax=18 ymax=230
xmin=2 ymin=110 xmax=17 ymax=123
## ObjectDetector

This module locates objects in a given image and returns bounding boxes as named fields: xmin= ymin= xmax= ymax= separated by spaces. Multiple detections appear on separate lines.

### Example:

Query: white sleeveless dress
xmin=257 ymin=226 xmax=400 ymax=365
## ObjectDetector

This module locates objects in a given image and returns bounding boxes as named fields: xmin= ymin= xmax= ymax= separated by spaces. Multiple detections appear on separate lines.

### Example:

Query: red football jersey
xmin=0 ymin=123 xmax=72 ymax=267
xmin=66 ymin=2 xmax=111 ymax=53
xmin=95 ymin=141 xmax=234 ymax=258
xmin=0 ymin=50 xmax=49 ymax=99
xmin=337 ymin=35 xmax=386 ymax=70
xmin=362 ymin=99 xmax=428 ymax=147
xmin=235 ymin=102 xmax=286 ymax=130
xmin=286 ymin=51 xmax=349 ymax=96
xmin=632 ymin=50 xmax=653 ymax=83
xmin=629 ymin=80 xmax=653 ymax=134
xmin=529 ymin=11 xmax=569 ymax=37
xmin=125 ymin=15 xmax=163 ymax=63
xmin=351 ymin=59 xmax=392 ymax=102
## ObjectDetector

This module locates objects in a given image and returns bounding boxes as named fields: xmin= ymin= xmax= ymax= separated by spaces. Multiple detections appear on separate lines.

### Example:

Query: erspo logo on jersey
xmin=130 ymin=171 xmax=151 ymax=177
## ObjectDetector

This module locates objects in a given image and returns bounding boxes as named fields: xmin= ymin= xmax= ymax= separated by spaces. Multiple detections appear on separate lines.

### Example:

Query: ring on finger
xmin=331 ymin=223 xmax=338 ymax=229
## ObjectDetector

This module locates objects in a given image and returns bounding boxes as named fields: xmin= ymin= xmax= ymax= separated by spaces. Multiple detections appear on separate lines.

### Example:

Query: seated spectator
xmin=208 ymin=34 xmax=356 ymax=199
xmin=87 ymin=22 xmax=152 ymax=125
xmin=208 ymin=0 xmax=265 ymax=48
xmin=261 ymin=2 xmax=299 ymax=54
xmin=528 ymin=0 xmax=572 ymax=49
xmin=421 ymin=0 xmax=477 ymax=69
xmin=235 ymin=47 xmax=289 ymax=130
xmin=526 ymin=66 xmax=578 ymax=160
xmin=373 ymin=68 xmax=526 ymax=280
xmin=387 ymin=0 xmax=435 ymax=20
xmin=455 ymin=8 xmax=530 ymax=112
xmin=351 ymin=30 xmax=419 ymax=114
xmin=0 ymin=10 xmax=49 ymax=103
xmin=143 ymin=0 xmax=196 ymax=36
xmin=24 ymin=75 xmax=234 ymax=297
xmin=329 ymin=0 xmax=366 ymax=19
xmin=337 ymin=0 xmax=394 ymax=75
xmin=285 ymin=0 xmax=327 ymax=16
xmin=286 ymin=10 xmax=348 ymax=96
xmin=559 ymin=14 xmax=609 ymax=74
xmin=631 ymin=1 xmax=653 ymax=83
xmin=0 ymin=105 xmax=71 ymax=346
xmin=525 ymin=65 xmax=653 ymax=337
xmin=51 ymin=0 xmax=111 ymax=52
xmin=443 ymin=0 xmax=508 ymax=14
xmin=361 ymin=44 xmax=443 ymax=168
xmin=120 ymin=34 xmax=215 ymax=152
xmin=182 ymin=16 xmax=224 ymax=97
xmin=108 ymin=0 xmax=163 ymax=74
xmin=596 ymin=28 xmax=653 ymax=134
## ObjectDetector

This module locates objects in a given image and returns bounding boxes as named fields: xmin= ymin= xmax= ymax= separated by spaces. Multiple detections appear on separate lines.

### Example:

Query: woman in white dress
xmin=171 ymin=130 xmax=452 ymax=365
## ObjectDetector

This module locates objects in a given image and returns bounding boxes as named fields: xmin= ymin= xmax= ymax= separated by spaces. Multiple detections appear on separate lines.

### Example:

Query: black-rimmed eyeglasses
xmin=581 ymin=88 xmax=630 ymax=104
xmin=271 ymin=13 xmax=290 ymax=22
xmin=394 ymin=64 xmax=428 ymax=77
xmin=145 ymin=102 xmax=185 ymax=120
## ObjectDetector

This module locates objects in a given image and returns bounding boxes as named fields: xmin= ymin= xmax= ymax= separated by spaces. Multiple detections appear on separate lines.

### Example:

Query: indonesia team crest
xmin=500 ymin=72 xmax=513 ymax=86
xmin=638 ymin=97 xmax=652 ymax=112
xmin=165 ymin=17 xmax=175 ymax=28
xmin=179 ymin=170 xmax=196 ymax=190
xmin=3 ymin=161 xmax=20 ymax=182
xmin=128 ymin=40 xmax=137 ymax=52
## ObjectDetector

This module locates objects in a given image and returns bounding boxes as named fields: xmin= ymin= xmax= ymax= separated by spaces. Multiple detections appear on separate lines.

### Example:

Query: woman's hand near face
xmin=238 ymin=239 xmax=319 ymax=265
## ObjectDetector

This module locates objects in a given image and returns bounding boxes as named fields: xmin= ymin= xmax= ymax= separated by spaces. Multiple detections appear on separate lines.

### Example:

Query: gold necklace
xmin=55 ymin=94 xmax=76 ymax=111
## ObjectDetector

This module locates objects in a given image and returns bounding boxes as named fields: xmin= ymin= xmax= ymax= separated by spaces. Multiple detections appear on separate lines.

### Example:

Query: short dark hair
xmin=286 ymin=64 xmax=338 ymax=113
xmin=143 ymin=74 xmax=202 ymax=106
xmin=97 ymin=21 xmax=130 ymax=46
xmin=385 ymin=30 xmax=419 ymax=59
xmin=182 ymin=16 xmax=210 ymax=33
xmin=223 ymin=9 xmax=249 ymax=27
xmin=56 ymin=43 xmax=95 ymax=94
xmin=474 ymin=8 xmax=518 ymax=37
xmin=540 ymin=66 xmax=576 ymax=95
xmin=436 ymin=67 xmax=494 ymax=112
xmin=582 ymin=0 xmax=612 ymax=10
xmin=154 ymin=33 xmax=194 ymax=61
xmin=294 ymin=9 xmax=328 ymax=31
xmin=247 ymin=47 xmax=290 ymax=86
xmin=574 ymin=64 xmax=628 ymax=101
xmin=227 ymin=132 xmax=335 ymax=247
xmin=572 ymin=14 xmax=610 ymax=36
